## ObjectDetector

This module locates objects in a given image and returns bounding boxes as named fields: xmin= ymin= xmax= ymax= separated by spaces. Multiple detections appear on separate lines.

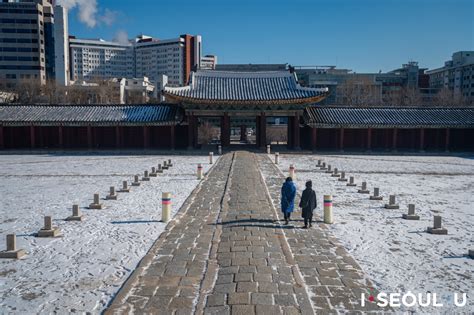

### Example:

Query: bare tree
xmin=266 ymin=126 xmax=287 ymax=144
xmin=198 ymin=121 xmax=218 ymax=144
xmin=336 ymin=76 xmax=381 ymax=106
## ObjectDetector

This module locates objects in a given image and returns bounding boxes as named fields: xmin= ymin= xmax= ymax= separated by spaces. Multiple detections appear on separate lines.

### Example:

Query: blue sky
xmin=66 ymin=0 xmax=473 ymax=72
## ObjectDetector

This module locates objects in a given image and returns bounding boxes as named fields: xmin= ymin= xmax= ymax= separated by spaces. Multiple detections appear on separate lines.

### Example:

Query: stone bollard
xmin=357 ymin=182 xmax=370 ymax=194
xmin=132 ymin=175 xmax=141 ymax=187
xmin=168 ymin=159 xmax=173 ymax=167
xmin=197 ymin=164 xmax=203 ymax=179
xmin=338 ymin=171 xmax=348 ymax=182
xmin=162 ymin=161 xmax=169 ymax=170
xmin=0 ymin=234 xmax=26 ymax=259
xmin=427 ymin=215 xmax=448 ymax=234
xmin=325 ymin=164 xmax=332 ymax=173
xmin=37 ymin=216 xmax=60 ymax=237
xmin=218 ymin=145 xmax=222 ymax=155
xmin=119 ymin=181 xmax=130 ymax=193
xmin=347 ymin=176 xmax=357 ymax=186
xmin=274 ymin=153 xmax=279 ymax=164
xmin=89 ymin=193 xmax=104 ymax=209
xmin=209 ymin=152 xmax=214 ymax=164
xmin=323 ymin=195 xmax=333 ymax=224
xmin=384 ymin=195 xmax=399 ymax=209
xmin=267 ymin=145 xmax=271 ymax=154
xmin=370 ymin=187 xmax=383 ymax=200
xmin=317 ymin=160 xmax=322 ymax=167
xmin=150 ymin=167 xmax=158 ymax=177
xmin=142 ymin=170 xmax=150 ymax=181
xmin=289 ymin=164 xmax=296 ymax=179
xmin=162 ymin=192 xmax=172 ymax=223
xmin=331 ymin=168 xmax=340 ymax=177
xmin=106 ymin=186 xmax=118 ymax=200
xmin=157 ymin=164 xmax=163 ymax=173
xmin=402 ymin=204 xmax=420 ymax=220
xmin=320 ymin=162 xmax=327 ymax=170
xmin=66 ymin=204 xmax=83 ymax=221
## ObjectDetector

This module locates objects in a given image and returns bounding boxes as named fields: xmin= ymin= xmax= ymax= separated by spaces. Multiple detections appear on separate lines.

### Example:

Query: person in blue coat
xmin=281 ymin=177 xmax=296 ymax=225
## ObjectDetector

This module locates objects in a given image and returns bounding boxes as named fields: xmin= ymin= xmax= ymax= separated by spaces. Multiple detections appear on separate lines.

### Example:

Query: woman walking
xmin=299 ymin=180 xmax=317 ymax=228
xmin=281 ymin=177 xmax=296 ymax=225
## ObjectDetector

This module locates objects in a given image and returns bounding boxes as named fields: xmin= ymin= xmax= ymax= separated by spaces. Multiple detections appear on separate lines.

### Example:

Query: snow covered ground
xmin=274 ymin=153 xmax=474 ymax=313
xmin=0 ymin=153 xmax=216 ymax=313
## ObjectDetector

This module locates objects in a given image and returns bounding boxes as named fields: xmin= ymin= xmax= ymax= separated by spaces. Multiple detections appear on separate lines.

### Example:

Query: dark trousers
xmin=284 ymin=212 xmax=291 ymax=220
xmin=304 ymin=213 xmax=313 ymax=226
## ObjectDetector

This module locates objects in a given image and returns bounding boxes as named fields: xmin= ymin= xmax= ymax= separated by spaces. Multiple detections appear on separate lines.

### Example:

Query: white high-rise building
xmin=69 ymin=38 xmax=134 ymax=81
xmin=201 ymin=55 xmax=217 ymax=70
xmin=53 ymin=5 xmax=69 ymax=86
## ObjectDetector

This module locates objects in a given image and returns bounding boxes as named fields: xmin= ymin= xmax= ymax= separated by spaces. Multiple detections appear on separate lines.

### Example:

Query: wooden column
xmin=115 ymin=126 xmax=120 ymax=148
xmin=143 ymin=126 xmax=150 ymax=149
xmin=367 ymin=128 xmax=372 ymax=151
xmin=311 ymin=127 xmax=317 ymax=151
xmin=287 ymin=116 xmax=293 ymax=149
xmin=260 ymin=113 xmax=267 ymax=149
xmin=0 ymin=125 xmax=4 ymax=149
xmin=293 ymin=113 xmax=300 ymax=150
xmin=30 ymin=125 xmax=35 ymax=149
xmin=445 ymin=128 xmax=450 ymax=152
xmin=221 ymin=113 xmax=230 ymax=147
xmin=256 ymin=116 xmax=261 ymax=147
xmin=240 ymin=125 xmax=247 ymax=142
xmin=58 ymin=126 xmax=63 ymax=148
xmin=187 ymin=115 xmax=194 ymax=149
xmin=339 ymin=128 xmax=345 ymax=152
xmin=392 ymin=128 xmax=398 ymax=151
xmin=419 ymin=128 xmax=425 ymax=152
xmin=170 ymin=125 xmax=175 ymax=150
xmin=87 ymin=125 xmax=92 ymax=149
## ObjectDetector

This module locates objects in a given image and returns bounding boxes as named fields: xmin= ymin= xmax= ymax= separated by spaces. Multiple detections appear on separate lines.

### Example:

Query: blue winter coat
xmin=281 ymin=181 xmax=296 ymax=213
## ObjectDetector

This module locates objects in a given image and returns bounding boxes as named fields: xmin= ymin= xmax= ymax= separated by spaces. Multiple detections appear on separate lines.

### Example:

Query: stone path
xmin=106 ymin=151 xmax=385 ymax=314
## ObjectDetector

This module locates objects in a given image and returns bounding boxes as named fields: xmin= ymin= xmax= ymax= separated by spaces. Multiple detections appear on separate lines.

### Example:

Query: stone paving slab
xmin=203 ymin=151 xmax=314 ymax=315
xmin=105 ymin=154 xmax=234 ymax=314
xmin=257 ymin=154 xmax=388 ymax=313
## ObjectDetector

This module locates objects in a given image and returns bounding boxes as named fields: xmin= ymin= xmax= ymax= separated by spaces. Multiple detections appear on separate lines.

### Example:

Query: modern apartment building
xmin=427 ymin=51 xmax=474 ymax=103
xmin=53 ymin=5 xmax=69 ymax=86
xmin=0 ymin=0 xmax=54 ymax=85
xmin=69 ymin=37 xmax=134 ymax=82
xmin=200 ymin=54 xmax=217 ymax=70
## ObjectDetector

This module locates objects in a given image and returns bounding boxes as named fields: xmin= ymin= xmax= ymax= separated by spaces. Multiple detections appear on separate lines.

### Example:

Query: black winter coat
xmin=299 ymin=188 xmax=317 ymax=219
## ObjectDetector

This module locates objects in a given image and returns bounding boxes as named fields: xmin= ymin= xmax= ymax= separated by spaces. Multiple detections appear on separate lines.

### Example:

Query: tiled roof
xmin=0 ymin=104 xmax=181 ymax=126
xmin=304 ymin=107 xmax=474 ymax=128
xmin=164 ymin=70 xmax=328 ymax=105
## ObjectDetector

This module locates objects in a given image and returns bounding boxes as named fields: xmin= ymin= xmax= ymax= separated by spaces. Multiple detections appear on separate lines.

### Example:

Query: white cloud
xmin=57 ymin=0 xmax=118 ymax=28
xmin=113 ymin=30 xmax=129 ymax=45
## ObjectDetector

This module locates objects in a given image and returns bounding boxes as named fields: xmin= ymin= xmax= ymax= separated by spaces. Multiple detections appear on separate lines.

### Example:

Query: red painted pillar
xmin=0 ymin=125 xmax=4 ymax=149
xmin=367 ymin=128 xmax=372 ymax=151
xmin=260 ymin=113 xmax=267 ymax=149
xmin=115 ymin=126 xmax=120 ymax=148
xmin=392 ymin=128 xmax=398 ymax=151
xmin=87 ymin=125 xmax=92 ymax=149
xmin=419 ymin=128 xmax=425 ymax=152
xmin=311 ymin=127 xmax=317 ymax=151
xmin=187 ymin=115 xmax=194 ymax=149
xmin=143 ymin=126 xmax=150 ymax=149
xmin=30 ymin=125 xmax=35 ymax=149
xmin=170 ymin=125 xmax=175 ymax=150
xmin=339 ymin=128 xmax=345 ymax=152
xmin=294 ymin=113 xmax=300 ymax=150
xmin=221 ymin=113 xmax=230 ymax=147
xmin=58 ymin=126 xmax=63 ymax=148
xmin=287 ymin=116 xmax=293 ymax=149
xmin=256 ymin=116 xmax=261 ymax=147
xmin=445 ymin=128 xmax=450 ymax=152
xmin=240 ymin=125 xmax=247 ymax=142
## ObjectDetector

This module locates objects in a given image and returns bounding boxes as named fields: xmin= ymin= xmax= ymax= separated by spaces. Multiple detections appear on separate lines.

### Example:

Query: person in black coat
xmin=299 ymin=180 xmax=317 ymax=228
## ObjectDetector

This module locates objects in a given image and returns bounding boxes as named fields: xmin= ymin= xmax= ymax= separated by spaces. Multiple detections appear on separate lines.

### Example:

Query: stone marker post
xmin=402 ymin=204 xmax=420 ymax=220
xmin=325 ymin=164 xmax=332 ymax=173
xmin=274 ymin=153 xmax=279 ymax=164
xmin=324 ymin=195 xmax=333 ymax=224
xmin=331 ymin=168 xmax=340 ymax=177
xmin=150 ymin=167 xmax=157 ymax=177
xmin=347 ymin=176 xmax=356 ymax=186
xmin=66 ymin=204 xmax=83 ymax=221
xmin=168 ymin=159 xmax=173 ymax=167
xmin=267 ymin=145 xmax=271 ymax=154
xmin=427 ymin=215 xmax=448 ymax=234
xmin=142 ymin=170 xmax=150 ymax=181
xmin=209 ymin=152 xmax=214 ymax=164
xmin=338 ymin=171 xmax=348 ymax=181
xmin=317 ymin=160 xmax=322 ymax=167
xmin=162 ymin=192 xmax=171 ymax=223
xmin=197 ymin=164 xmax=203 ymax=179
xmin=384 ymin=195 xmax=400 ymax=209
xmin=0 ymin=234 xmax=26 ymax=259
xmin=89 ymin=193 xmax=103 ymax=209
xmin=218 ymin=145 xmax=222 ymax=155
xmin=120 ymin=181 xmax=130 ymax=192
xmin=157 ymin=164 xmax=163 ymax=173
xmin=370 ymin=187 xmax=383 ymax=200
xmin=132 ymin=175 xmax=141 ymax=186
xmin=358 ymin=182 xmax=370 ymax=194
xmin=37 ymin=215 xmax=60 ymax=237
xmin=289 ymin=164 xmax=295 ymax=179
xmin=106 ymin=186 xmax=118 ymax=200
